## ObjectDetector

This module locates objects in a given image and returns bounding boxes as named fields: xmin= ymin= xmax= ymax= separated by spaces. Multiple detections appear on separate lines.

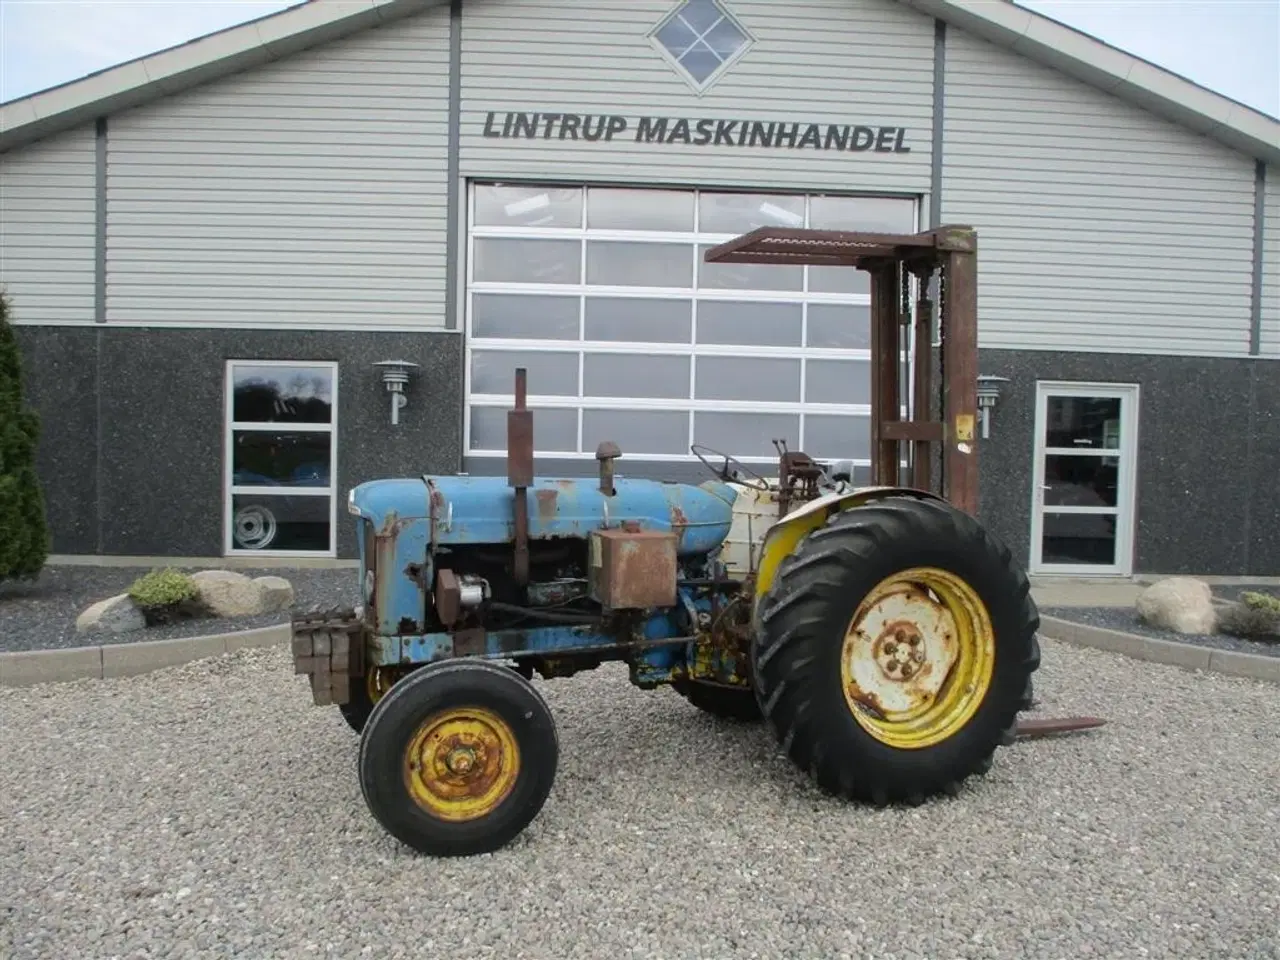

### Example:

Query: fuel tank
xmin=350 ymin=475 xmax=738 ymax=558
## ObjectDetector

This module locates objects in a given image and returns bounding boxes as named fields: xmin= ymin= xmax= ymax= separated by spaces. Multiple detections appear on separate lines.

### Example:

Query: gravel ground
xmin=2 ymin=639 xmax=1278 ymax=960
xmin=0 ymin=566 xmax=359 ymax=653
xmin=1042 ymin=604 xmax=1280 ymax=660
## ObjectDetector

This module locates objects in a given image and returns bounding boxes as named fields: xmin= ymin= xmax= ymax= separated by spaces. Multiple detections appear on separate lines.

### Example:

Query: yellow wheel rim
xmin=402 ymin=706 xmax=521 ymax=822
xmin=840 ymin=566 xmax=995 ymax=750
xmin=366 ymin=666 xmax=401 ymax=704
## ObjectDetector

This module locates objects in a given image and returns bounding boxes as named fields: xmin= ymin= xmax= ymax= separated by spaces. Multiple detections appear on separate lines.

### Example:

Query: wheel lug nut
xmin=885 ymin=642 xmax=897 ymax=655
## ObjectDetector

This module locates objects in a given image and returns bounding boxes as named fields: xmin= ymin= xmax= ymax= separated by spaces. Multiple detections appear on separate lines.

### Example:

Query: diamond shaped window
xmin=651 ymin=0 xmax=753 ymax=89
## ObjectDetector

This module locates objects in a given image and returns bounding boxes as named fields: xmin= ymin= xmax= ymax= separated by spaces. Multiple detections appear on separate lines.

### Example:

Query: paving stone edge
xmin=1038 ymin=615 xmax=1280 ymax=685
xmin=2 ymin=615 xmax=1276 ymax=688
xmin=0 ymin=623 xmax=291 ymax=688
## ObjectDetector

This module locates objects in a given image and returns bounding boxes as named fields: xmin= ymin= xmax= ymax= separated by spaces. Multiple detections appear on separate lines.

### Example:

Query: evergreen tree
xmin=0 ymin=288 xmax=49 ymax=581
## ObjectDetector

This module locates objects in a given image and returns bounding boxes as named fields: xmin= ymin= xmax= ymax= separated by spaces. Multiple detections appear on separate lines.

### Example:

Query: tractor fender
xmin=753 ymin=485 xmax=948 ymax=605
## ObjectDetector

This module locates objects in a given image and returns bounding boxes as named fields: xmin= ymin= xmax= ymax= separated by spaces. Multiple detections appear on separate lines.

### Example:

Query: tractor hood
xmin=349 ymin=475 xmax=737 ymax=557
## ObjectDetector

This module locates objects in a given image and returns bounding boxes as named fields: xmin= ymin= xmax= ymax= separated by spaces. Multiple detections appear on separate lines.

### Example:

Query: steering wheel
xmin=690 ymin=443 xmax=772 ymax=491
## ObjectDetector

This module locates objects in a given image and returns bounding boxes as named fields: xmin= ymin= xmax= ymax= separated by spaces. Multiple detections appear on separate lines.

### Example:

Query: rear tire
xmin=753 ymin=495 xmax=1040 ymax=805
xmin=358 ymin=659 xmax=558 ymax=857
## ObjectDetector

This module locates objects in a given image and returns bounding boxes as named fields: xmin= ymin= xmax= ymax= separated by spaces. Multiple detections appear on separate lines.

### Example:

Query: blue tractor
xmin=290 ymin=226 xmax=1046 ymax=857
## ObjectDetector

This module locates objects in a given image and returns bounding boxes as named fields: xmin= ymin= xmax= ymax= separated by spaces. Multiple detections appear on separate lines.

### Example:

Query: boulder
xmin=191 ymin=569 xmax=268 ymax=618
xmin=253 ymin=575 xmax=295 ymax=613
xmin=1135 ymin=577 xmax=1216 ymax=635
xmin=76 ymin=593 xmax=146 ymax=635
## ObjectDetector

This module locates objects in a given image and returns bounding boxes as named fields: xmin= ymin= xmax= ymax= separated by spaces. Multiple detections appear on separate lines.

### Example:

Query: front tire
xmin=753 ymin=495 xmax=1040 ymax=806
xmin=358 ymin=659 xmax=559 ymax=857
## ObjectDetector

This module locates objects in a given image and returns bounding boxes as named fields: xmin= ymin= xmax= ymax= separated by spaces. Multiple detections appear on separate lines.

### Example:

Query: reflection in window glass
xmin=699 ymin=245 xmax=803 ymax=292
xmin=698 ymin=192 xmax=804 ymax=235
xmin=586 ymin=242 xmax=693 ymax=288
xmin=472 ymin=293 xmax=579 ymax=340
xmin=696 ymin=301 xmax=801 ymax=347
xmin=694 ymin=411 xmax=800 ymax=459
xmin=1042 ymin=512 xmax=1117 ymax=565
xmin=583 ymin=353 xmax=690 ymax=400
xmin=587 ymin=187 xmax=695 ymax=232
xmin=806 ymin=359 xmax=872 ymax=405
xmin=470 ymin=350 xmax=579 ymax=396
xmin=473 ymin=238 xmax=581 ymax=285
xmin=583 ymin=409 xmax=689 ymax=455
xmin=471 ymin=406 xmax=578 ymax=452
xmin=585 ymin=298 xmax=691 ymax=343
xmin=232 ymin=432 xmax=331 ymax=486
xmin=809 ymin=264 xmax=871 ymax=296
xmin=804 ymin=414 xmax=872 ymax=460
xmin=474 ymin=185 xmax=582 ymax=228
xmin=806 ymin=304 xmax=872 ymax=348
xmin=231 ymin=365 xmax=333 ymax=424
xmin=696 ymin=357 xmax=801 ymax=403
xmin=1045 ymin=397 xmax=1123 ymax=449
xmin=231 ymin=493 xmax=331 ymax=552
xmin=808 ymin=195 xmax=916 ymax=233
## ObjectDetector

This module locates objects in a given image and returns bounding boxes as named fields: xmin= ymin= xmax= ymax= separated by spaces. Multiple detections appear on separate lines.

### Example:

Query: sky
xmin=0 ymin=0 xmax=1277 ymax=118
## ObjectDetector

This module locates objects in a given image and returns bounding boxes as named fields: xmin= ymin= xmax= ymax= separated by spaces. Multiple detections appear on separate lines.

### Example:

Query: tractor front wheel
xmin=358 ymin=659 xmax=559 ymax=857
xmin=753 ymin=495 xmax=1040 ymax=805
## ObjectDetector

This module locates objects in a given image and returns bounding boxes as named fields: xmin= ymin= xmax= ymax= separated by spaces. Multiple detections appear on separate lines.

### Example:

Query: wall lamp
xmin=373 ymin=360 xmax=420 ymax=426
xmin=976 ymin=375 xmax=1011 ymax=440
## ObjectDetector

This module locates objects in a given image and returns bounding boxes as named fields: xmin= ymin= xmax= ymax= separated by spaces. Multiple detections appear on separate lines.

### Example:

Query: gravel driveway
xmin=2 ymin=638 xmax=1277 ymax=960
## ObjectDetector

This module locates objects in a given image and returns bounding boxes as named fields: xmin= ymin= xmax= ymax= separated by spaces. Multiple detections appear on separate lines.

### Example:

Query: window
xmin=224 ymin=361 xmax=338 ymax=556
xmin=650 ymin=0 xmax=754 ymax=90
xmin=464 ymin=183 xmax=919 ymax=468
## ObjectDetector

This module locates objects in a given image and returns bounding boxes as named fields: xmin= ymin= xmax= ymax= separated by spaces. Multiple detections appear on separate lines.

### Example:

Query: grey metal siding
xmin=459 ymin=0 xmax=934 ymax=196
xmin=1262 ymin=164 xmax=1279 ymax=359
xmin=943 ymin=29 xmax=1257 ymax=357
xmin=0 ymin=125 xmax=97 ymax=325
xmin=104 ymin=8 xmax=451 ymax=331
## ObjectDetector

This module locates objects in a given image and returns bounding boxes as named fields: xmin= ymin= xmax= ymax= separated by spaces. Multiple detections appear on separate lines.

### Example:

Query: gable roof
xmin=2 ymin=0 xmax=1278 ymax=164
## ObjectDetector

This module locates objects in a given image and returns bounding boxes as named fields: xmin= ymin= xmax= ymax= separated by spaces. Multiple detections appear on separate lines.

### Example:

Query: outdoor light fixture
xmin=975 ymin=375 xmax=1011 ymax=440
xmin=373 ymin=360 xmax=420 ymax=426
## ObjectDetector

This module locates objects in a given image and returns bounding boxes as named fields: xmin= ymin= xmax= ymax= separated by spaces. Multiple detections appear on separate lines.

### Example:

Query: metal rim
xmin=402 ymin=706 xmax=521 ymax=822
xmin=840 ymin=566 xmax=995 ymax=750
xmin=233 ymin=505 xmax=277 ymax=550
xmin=366 ymin=666 xmax=402 ymax=704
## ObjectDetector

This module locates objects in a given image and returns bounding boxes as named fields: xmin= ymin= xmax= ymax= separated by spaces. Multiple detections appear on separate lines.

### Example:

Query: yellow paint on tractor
xmin=402 ymin=706 xmax=522 ymax=822
xmin=752 ymin=486 xmax=945 ymax=603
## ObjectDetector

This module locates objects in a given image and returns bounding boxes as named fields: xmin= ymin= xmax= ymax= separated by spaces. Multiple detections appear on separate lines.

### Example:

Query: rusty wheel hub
xmin=873 ymin=621 xmax=929 ymax=680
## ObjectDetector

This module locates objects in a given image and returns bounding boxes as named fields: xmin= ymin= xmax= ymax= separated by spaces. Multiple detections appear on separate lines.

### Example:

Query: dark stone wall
xmin=15 ymin=326 xmax=463 ymax=559
xmin=976 ymin=349 xmax=1279 ymax=577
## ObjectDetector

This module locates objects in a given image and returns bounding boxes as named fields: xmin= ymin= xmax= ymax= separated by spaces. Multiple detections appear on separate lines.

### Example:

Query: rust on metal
xmin=911 ymin=281 xmax=935 ymax=491
xmin=589 ymin=528 xmax=678 ymax=610
xmin=534 ymin=487 xmax=558 ymax=521
xmin=435 ymin=568 xmax=462 ymax=627
xmin=508 ymin=367 xmax=533 ymax=585
xmin=595 ymin=440 xmax=621 ymax=496
xmin=1013 ymin=716 xmax=1107 ymax=740
xmin=942 ymin=243 xmax=979 ymax=515
xmin=869 ymin=262 xmax=901 ymax=487
xmin=290 ymin=607 xmax=364 ymax=706
xmin=703 ymin=226 xmax=946 ymax=267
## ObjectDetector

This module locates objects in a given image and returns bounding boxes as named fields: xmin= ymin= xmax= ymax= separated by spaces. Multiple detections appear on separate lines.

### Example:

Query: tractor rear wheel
xmin=358 ymin=659 xmax=559 ymax=857
xmin=752 ymin=495 xmax=1040 ymax=806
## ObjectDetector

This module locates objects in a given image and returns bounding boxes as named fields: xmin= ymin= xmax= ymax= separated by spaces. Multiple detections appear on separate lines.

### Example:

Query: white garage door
xmin=464 ymin=182 xmax=918 ymax=468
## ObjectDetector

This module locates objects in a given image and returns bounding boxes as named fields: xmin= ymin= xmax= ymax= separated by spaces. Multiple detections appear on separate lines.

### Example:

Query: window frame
xmin=464 ymin=182 xmax=920 ymax=466
xmin=222 ymin=359 xmax=340 ymax=558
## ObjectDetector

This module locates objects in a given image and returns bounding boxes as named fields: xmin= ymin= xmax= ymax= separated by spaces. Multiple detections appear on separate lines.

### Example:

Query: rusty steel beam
xmin=869 ymin=264 xmax=902 ymax=486
xmin=508 ymin=367 xmax=533 ymax=586
xmin=1013 ymin=716 xmax=1108 ymax=740
xmin=941 ymin=242 xmax=979 ymax=516
xmin=911 ymin=282 xmax=934 ymax=491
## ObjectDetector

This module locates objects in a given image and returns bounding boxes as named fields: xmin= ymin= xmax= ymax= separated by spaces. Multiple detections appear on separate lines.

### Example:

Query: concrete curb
xmin=0 ymin=622 xmax=291 ymax=689
xmin=1039 ymin=615 xmax=1280 ymax=684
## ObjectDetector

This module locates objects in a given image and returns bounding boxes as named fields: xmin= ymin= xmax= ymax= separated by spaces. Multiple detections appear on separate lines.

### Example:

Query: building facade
xmin=1 ymin=0 xmax=1277 ymax=577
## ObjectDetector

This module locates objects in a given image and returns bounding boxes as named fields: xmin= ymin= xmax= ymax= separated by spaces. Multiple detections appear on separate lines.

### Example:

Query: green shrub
xmin=127 ymin=568 xmax=199 ymax=608
xmin=1240 ymin=591 xmax=1280 ymax=615
xmin=0 ymin=287 xmax=50 ymax=582
xmin=1218 ymin=597 xmax=1280 ymax=643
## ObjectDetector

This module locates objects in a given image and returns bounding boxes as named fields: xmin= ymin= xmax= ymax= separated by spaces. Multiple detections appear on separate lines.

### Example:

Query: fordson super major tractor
xmin=291 ymin=225 xmax=1091 ymax=858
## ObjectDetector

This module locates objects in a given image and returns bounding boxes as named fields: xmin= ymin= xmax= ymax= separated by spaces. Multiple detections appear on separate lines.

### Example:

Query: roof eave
xmin=0 ymin=0 xmax=443 ymax=153
xmin=901 ymin=0 xmax=1280 ymax=166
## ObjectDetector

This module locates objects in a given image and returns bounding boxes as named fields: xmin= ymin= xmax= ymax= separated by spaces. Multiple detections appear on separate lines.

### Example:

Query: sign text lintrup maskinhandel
xmin=482 ymin=111 xmax=912 ymax=153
